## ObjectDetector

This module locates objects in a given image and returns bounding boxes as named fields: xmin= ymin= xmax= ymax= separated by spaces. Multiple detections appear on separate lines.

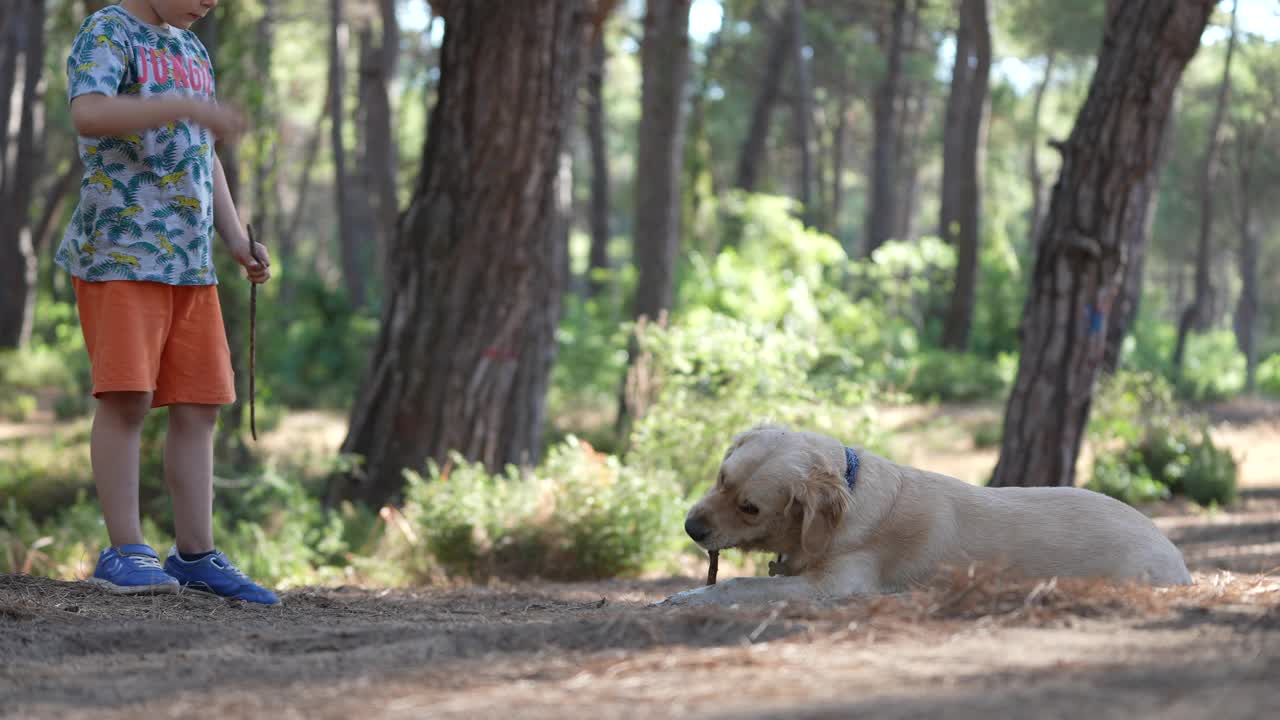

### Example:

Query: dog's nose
xmin=685 ymin=515 xmax=711 ymax=543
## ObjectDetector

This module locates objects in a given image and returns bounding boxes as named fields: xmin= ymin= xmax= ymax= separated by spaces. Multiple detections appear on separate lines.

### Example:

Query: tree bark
xmin=334 ymin=0 xmax=597 ymax=507
xmin=357 ymin=0 xmax=399 ymax=284
xmin=1027 ymin=50 xmax=1056 ymax=246
xmin=892 ymin=0 xmax=925 ymax=243
xmin=585 ymin=29 xmax=611 ymax=298
xmin=830 ymin=91 xmax=850 ymax=243
xmin=631 ymin=0 xmax=692 ymax=324
xmin=990 ymin=0 xmax=1216 ymax=488
xmin=1172 ymin=0 xmax=1238 ymax=376
xmin=1102 ymin=101 xmax=1175 ymax=374
xmin=787 ymin=0 xmax=815 ymax=225
xmin=280 ymin=83 xmax=332 ymax=303
xmin=864 ymin=0 xmax=907 ymax=256
xmin=1232 ymin=117 xmax=1263 ymax=393
xmin=0 ymin=0 xmax=47 ymax=349
xmin=330 ymin=0 xmax=365 ymax=308
xmin=734 ymin=10 xmax=791 ymax=193
xmin=940 ymin=0 xmax=991 ymax=351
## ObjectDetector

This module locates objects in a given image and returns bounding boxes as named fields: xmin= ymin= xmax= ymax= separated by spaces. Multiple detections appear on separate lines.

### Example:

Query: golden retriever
xmin=658 ymin=424 xmax=1192 ymax=607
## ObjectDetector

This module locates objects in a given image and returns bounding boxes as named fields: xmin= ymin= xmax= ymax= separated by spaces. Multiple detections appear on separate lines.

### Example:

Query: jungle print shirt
xmin=56 ymin=5 xmax=219 ymax=286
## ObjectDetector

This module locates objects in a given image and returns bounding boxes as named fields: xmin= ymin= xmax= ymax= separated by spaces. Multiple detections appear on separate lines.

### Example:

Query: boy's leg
xmin=91 ymin=390 xmax=154 ymax=547
xmin=164 ymin=403 xmax=219 ymax=554
xmin=154 ymin=285 xmax=278 ymax=604
xmin=74 ymin=279 xmax=178 ymax=593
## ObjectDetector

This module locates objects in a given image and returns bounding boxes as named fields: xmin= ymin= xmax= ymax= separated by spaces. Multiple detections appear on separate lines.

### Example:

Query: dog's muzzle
xmin=684 ymin=515 xmax=711 ymax=544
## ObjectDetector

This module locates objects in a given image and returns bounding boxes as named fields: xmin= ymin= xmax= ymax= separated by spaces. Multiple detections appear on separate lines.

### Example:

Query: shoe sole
xmin=86 ymin=577 xmax=180 ymax=595
xmin=175 ymin=584 xmax=281 ymax=605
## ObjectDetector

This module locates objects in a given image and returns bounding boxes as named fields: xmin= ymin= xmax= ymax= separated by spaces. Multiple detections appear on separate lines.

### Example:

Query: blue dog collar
xmin=844 ymin=446 xmax=860 ymax=490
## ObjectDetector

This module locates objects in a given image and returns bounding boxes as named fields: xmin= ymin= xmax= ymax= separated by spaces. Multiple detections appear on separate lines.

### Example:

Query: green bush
xmin=1087 ymin=371 xmax=1237 ymax=508
xmin=972 ymin=420 xmax=1002 ymax=449
xmin=1176 ymin=330 xmax=1246 ymax=402
xmin=624 ymin=311 xmax=881 ymax=497
xmin=1180 ymin=435 xmax=1238 ymax=507
xmin=402 ymin=437 xmax=683 ymax=581
xmin=0 ymin=465 xmax=378 ymax=588
xmin=1086 ymin=452 xmax=1171 ymax=505
xmin=1088 ymin=370 xmax=1184 ymax=448
xmin=1135 ymin=425 xmax=1191 ymax=495
xmin=258 ymin=273 xmax=379 ymax=410
xmin=1258 ymin=354 xmax=1280 ymax=397
xmin=897 ymin=350 xmax=1015 ymax=403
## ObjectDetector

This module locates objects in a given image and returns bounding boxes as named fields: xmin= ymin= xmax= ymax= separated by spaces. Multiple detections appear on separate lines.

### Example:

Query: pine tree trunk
xmin=1103 ymin=106 xmax=1175 ymax=374
xmin=585 ymin=30 xmax=611 ymax=298
xmin=892 ymin=0 xmax=924 ymax=243
xmin=830 ymin=91 xmax=850 ymax=244
xmin=631 ymin=0 xmax=692 ymax=323
xmin=940 ymin=0 xmax=991 ymax=351
xmin=864 ymin=0 xmax=907 ymax=256
xmin=358 ymin=0 xmax=399 ymax=284
xmin=1233 ymin=123 xmax=1261 ymax=393
xmin=787 ymin=0 xmax=815 ymax=225
xmin=734 ymin=11 xmax=791 ymax=193
xmin=1172 ymin=0 xmax=1237 ymax=376
xmin=1027 ymin=50 xmax=1056 ymax=246
xmin=280 ymin=82 xmax=331 ymax=304
xmin=0 ymin=0 xmax=47 ymax=349
xmin=990 ymin=0 xmax=1216 ymax=488
xmin=329 ymin=0 xmax=365 ymax=308
xmin=335 ymin=1 xmax=597 ymax=507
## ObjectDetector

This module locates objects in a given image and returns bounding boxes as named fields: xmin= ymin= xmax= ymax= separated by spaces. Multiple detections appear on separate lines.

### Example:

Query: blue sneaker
xmin=163 ymin=548 xmax=280 ymax=605
xmin=87 ymin=544 xmax=180 ymax=594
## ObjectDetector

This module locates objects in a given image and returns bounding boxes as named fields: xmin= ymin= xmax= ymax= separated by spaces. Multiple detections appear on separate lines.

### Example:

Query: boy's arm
xmin=70 ymin=94 xmax=244 ymax=140
xmin=212 ymin=149 xmax=270 ymax=283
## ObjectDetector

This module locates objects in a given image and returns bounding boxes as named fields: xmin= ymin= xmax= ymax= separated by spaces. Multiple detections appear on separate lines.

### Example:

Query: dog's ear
xmin=795 ymin=457 xmax=851 ymax=559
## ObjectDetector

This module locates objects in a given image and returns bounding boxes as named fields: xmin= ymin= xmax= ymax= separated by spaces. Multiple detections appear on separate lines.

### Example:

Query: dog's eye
xmin=739 ymin=501 xmax=759 ymax=516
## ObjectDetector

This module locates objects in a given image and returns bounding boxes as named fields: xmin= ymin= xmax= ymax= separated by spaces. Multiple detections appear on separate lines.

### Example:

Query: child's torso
xmin=57 ymin=6 xmax=219 ymax=286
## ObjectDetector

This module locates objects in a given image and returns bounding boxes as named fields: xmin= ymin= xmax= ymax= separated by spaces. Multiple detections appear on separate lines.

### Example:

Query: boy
xmin=55 ymin=0 xmax=278 ymax=605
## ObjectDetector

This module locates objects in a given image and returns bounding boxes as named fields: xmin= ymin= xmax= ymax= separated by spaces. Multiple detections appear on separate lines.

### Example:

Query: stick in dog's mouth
xmin=706 ymin=549 xmax=719 ymax=585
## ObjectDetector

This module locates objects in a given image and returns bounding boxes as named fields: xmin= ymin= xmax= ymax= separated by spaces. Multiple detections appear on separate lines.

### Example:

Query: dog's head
xmin=684 ymin=425 xmax=851 ymax=561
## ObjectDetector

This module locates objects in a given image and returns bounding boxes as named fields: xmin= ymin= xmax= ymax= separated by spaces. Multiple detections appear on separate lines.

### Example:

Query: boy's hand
xmin=188 ymin=100 xmax=246 ymax=142
xmin=230 ymin=237 xmax=271 ymax=284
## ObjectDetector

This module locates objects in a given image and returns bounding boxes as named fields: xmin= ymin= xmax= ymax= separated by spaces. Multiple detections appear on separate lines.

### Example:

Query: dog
xmin=658 ymin=424 xmax=1192 ymax=607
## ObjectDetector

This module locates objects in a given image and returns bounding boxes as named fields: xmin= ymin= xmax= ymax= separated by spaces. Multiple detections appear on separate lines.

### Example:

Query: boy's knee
xmin=167 ymin=403 xmax=220 ymax=430
xmin=96 ymin=391 xmax=153 ymax=426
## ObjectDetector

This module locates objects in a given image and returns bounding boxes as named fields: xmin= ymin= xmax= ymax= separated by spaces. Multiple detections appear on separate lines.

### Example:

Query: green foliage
xmin=1179 ymin=437 xmax=1239 ymax=508
xmin=0 ymin=463 xmax=380 ymax=589
xmin=1086 ymin=452 xmax=1171 ymax=506
xmin=1259 ymin=354 xmax=1280 ymax=397
xmin=897 ymin=350 xmax=1016 ymax=404
xmin=1087 ymin=371 xmax=1237 ymax=508
xmin=258 ymin=273 xmax=379 ymax=409
xmin=401 ymin=437 xmax=683 ymax=581
xmin=972 ymin=420 xmax=1003 ymax=449
xmin=1176 ymin=331 xmax=1247 ymax=402
xmin=623 ymin=310 xmax=883 ymax=500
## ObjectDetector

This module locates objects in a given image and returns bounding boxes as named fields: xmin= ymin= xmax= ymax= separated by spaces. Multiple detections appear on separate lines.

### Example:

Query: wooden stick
xmin=247 ymin=223 xmax=262 ymax=441
xmin=706 ymin=549 xmax=719 ymax=585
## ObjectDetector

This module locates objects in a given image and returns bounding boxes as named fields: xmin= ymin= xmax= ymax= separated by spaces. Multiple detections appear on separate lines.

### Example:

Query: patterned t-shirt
xmin=56 ymin=5 xmax=219 ymax=286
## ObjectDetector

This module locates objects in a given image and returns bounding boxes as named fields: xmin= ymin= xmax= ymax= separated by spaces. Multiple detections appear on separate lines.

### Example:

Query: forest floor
xmin=3 ymin=399 xmax=1279 ymax=719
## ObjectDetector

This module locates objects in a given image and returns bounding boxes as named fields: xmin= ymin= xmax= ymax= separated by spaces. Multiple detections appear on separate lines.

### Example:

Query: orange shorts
xmin=73 ymin=278 xmax=235 ymax=408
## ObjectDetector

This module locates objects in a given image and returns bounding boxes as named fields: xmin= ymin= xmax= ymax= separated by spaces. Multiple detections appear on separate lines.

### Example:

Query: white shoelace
xmin=124 ymin=553 xmax=164 ymax=570
xmin=212 ymin=555 xmax=250 ymax=580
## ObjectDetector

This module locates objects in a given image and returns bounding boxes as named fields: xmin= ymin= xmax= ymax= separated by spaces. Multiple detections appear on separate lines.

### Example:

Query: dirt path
xmin=5 ymin=489 xmax=1280 ymax=720
xmin=3 ymin=565 xmax=1277 ymax=720
xmin=4 ymin=402 xmax=1279 ymax=718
